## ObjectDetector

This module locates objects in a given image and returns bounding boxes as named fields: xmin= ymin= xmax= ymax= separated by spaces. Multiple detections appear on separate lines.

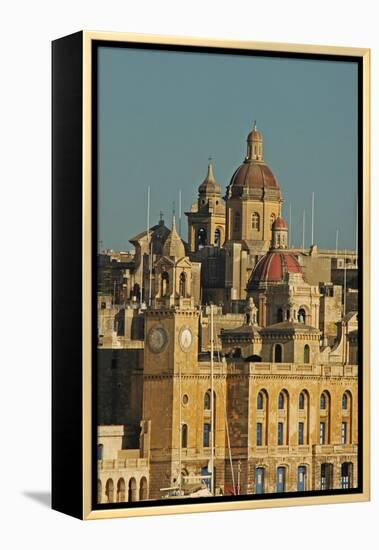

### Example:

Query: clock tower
xmin=142 ymin=219 xmax=200 ymax=497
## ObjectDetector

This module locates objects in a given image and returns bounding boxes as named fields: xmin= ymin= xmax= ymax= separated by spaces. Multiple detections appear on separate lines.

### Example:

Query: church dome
xmin=247 ymin=251 xmax=302 ymax=288
xmin=272 ymin=216 xmax=288 ymax=229
xmin=229 ymin=163 xmax=280 ymax=197
xmin=162 ymin=217 xmax=186 ymax=258
xmin=226 ymin=123 xmax=281 ymax=201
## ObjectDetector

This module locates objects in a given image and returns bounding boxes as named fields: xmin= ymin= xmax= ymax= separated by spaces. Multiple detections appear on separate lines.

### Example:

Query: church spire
xmin=198 ymin=159 xmax=221 ymax=196
xmin=162 ymin=214 xmax=185 ymax=258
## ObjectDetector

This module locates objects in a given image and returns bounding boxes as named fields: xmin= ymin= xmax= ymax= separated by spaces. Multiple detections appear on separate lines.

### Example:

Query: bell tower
xmin=186 ymin=162 xmax=226 ymax=252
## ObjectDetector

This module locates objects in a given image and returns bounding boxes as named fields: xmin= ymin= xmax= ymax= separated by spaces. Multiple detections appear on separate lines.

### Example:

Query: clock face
xmin=179 ymin=327 xmax=193 ymax=352
xmin=147 ymin=326 xmax=168 ymax=353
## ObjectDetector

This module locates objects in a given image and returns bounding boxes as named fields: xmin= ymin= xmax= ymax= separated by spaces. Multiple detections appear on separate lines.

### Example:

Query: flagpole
xmin=302 ymin=210 xmax=305 ymax=250
xmin=146 ymin=186 xmax=151 ymax=306
xmin=210 ymin=304 xmax=215 ymax=496
xmin=335 ymin=229 xmax=339 ymax=257
xmin=179 ymin=189 xmax=182 ymax=237
xmin=311 ymin=192 xmax=315 ymax=246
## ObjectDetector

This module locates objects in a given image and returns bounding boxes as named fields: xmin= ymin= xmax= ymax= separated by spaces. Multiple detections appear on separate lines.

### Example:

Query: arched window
xmin=277 ymin=308 xmax=284 ymax=323
xmin=214 ymin=228 xmax=221 ymax=246
xmin=197 ymin=227 xmax=207 ymax=248
xmin=128 ymin=478 xmax=137 ymax=502
xmin=320 ymin=463 xmax=333 ymax=490
xmin=117 ymin=478 xmax=126 ymax=502
xmin=179 ymin=272 xmax=186 ymax=297
xmin=304 ymin=344 xmax=310 ymax=363
xmin=320 ymin=392 xmax=327 ymax=410
xmin=139 ymin=477 xmax=148 ymax=500
xmin=105 ymin=479 xmax=114 ymax=503
xmin=181 ymin=424 xmax=188 ymax=448
xmin=298 ymin=308 xmax=306 ymax=323
xmin=204 ymin=391 xmax=211 ymax=410
xmin=299 ymin=392 xmax=305 ymax=410
xmin=278 ymin=391 xmax=285 ymax=410
xmin=342 ymin=392 xmax=348 ymax=409
xmin=341 ymin=462 xmax=353 ymax=489
xmin=251 ymin=212 xmax=260 ymax=231
xmin=274 ymin=344 xmax=282 ymax=363
xmin=97 ymin=480 xmax=102 ymax=504
xmin=257 ymin=391 xmax=264 ymax=410
xmin=161 ymin=271 xmax=169 ymax=296
xmin=270 ymin=213 xmax=276 ymax=227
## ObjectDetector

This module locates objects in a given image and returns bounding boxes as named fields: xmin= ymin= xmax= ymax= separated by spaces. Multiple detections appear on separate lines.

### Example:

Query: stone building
xmin=97 ymin=424 xmax=150 ymax=504
xmin=97 ymin=121 xmax=359 ymax=501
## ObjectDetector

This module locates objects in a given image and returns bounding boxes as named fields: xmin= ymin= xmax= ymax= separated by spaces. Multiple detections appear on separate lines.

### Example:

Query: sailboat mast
xmin=311 ymin=192 xmax=315 ymax=246
xmin=210 ymin=304 xmax=215 ymax=496
xmin=178 ymin=355 xmax=182 ymax=492
xmin=146 ymin=186 xmax=152 ymax=306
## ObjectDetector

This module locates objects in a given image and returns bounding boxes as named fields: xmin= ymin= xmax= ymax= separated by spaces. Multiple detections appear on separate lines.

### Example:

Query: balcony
xmin=98 ymin=458 xmax=149 ymax=470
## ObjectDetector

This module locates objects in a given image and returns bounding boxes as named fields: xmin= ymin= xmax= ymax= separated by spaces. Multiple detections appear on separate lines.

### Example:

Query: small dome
xmin=247 ymin=127 xmax=262 ymax=142
xmin=247 ymin=251 xmax=302 ymax=288
xmin=198 ymin=163 xmax=221 ymax=195
xmin=162 ymin=217 xmax=186 ymax=258
xmin=272 ymin=216 xmax=288 ymax=230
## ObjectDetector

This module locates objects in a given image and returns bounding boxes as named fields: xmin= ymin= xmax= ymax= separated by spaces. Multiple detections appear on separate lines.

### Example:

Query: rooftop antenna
xmin=335 ymin=229 xmax=339 ymax=256
xmin=355 ymin=193 xmax=358 ymax=260
xmin=159 ymin=210 xmax=164 ymax=222
xmin=146 ymin=186 xmax=151 ymax=307
xmin=343 ymin=249 xmax=347 ymax=316
xmin=289 ymin=202 xmax=292 ymax=248
xmin=302 ymin=210 xmax=306 ymax=250
xmin=311 ymin=192 xmax=315 ymax=246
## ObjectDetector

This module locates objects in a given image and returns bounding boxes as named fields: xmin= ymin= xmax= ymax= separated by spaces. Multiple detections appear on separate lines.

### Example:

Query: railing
xmin=98 ymin=458 xmax=149 ymax=470
xmin=246 ymin=363 xmax=358 ymax=377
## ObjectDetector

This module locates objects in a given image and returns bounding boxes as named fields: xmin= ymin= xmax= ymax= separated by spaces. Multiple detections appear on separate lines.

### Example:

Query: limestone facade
xmin=96 ymin=122 xmax=359 ymax=502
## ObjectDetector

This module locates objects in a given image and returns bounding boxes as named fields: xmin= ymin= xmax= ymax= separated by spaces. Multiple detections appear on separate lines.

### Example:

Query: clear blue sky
xmin=98 ymin=46 xmax=358 ymax=251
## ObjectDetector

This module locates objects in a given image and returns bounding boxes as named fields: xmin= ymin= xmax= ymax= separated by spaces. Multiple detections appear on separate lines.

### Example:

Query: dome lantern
xmin=246 ymin=121 xmax=263 ymax=162
xmin=271 ymin=216 xmax=288 ymax=249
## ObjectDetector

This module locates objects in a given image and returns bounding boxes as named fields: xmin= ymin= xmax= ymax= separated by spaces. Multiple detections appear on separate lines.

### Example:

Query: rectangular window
xmin=277 ymin=467 xmax=286 ymax=493
xmin=320 ymin=421 xmax=325 ymax=445
xmin=298 ymin=422 xmax=304 ymax=445
xmin=256 ymin=422 xmax=263 ymax=446
xmin=203 ymin=423 xmax=210 ymax=448
xmin=297 ymin=466 xmax=306 ymax=491
xmin=256 ymin=467 xmax=265 ymax=494
xmin=278 ymin=422 xmax=284 ymax=445
xmin=341 ymin=421 xmax=347 ymax=444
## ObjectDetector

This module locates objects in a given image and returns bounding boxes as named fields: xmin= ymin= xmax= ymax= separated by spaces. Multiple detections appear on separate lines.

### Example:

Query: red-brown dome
xmin=247 ymin=251 xmax=302 ymax=288
xmin=228 ymin=162 xmax=281 ymax=200
xmin=272 ymin=216 xmax=288 ymax=229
